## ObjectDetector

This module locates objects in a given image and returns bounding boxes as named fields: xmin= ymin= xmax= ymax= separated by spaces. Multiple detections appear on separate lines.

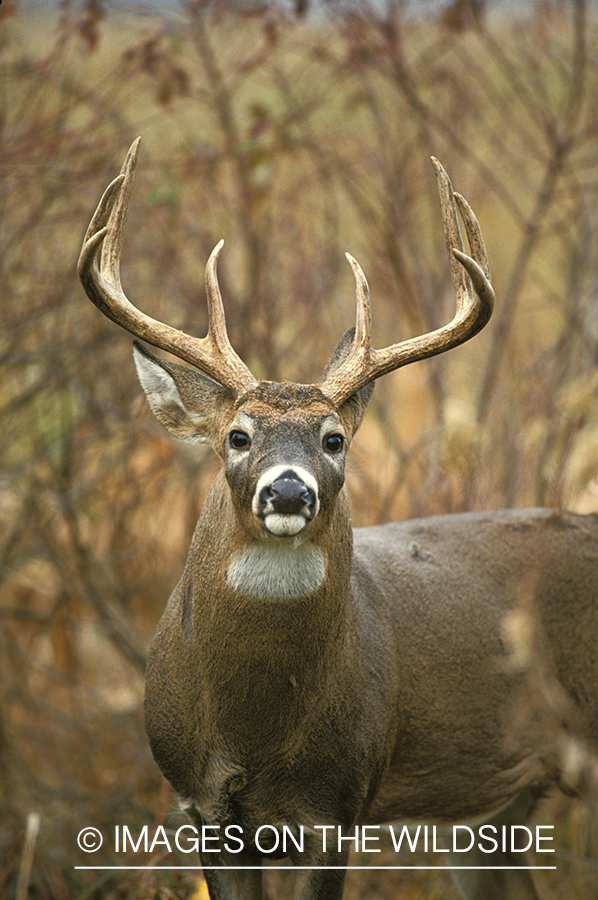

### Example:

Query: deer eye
xmin=324 ymin=433 xmax=344 ymax=454
xmin=229 ymin=430 xmax=251 ymax=451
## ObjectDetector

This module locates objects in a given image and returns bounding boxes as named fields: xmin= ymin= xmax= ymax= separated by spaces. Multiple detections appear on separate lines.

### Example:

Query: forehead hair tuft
xmin=236 ymin=382 xmax=336 ymax=415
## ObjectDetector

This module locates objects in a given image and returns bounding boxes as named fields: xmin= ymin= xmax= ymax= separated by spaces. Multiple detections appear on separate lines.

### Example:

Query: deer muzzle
xmin=253 ymin=466 xmax=319 ymax=537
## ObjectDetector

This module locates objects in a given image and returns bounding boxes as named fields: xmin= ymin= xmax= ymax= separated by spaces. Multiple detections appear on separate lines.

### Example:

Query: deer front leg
xmin=291 ymin=841 xmax=350 ymax=900
xmin=198 ymin=839 xmax=349 ymax=900
xmin=199 ymin=848 xmax=264 ymax=900
xmin=447 ymin=788 xmax=542 ymax=900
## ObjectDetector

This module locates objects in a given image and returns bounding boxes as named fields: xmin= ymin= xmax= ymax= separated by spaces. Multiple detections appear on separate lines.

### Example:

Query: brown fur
xmin=135 ymin=346 xmax=598 ymax=900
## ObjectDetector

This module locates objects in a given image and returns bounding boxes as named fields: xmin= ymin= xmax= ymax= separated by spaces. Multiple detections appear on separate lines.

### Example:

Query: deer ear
xmin=133 ymin=341 xmax=235 ymax=449
xmin=321 ymin=328 xmax=374 ymax=436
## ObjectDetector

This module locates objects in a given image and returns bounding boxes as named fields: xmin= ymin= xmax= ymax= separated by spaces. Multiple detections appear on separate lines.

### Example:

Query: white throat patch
xmin=226 ymin=542 xmax=327 ymax=600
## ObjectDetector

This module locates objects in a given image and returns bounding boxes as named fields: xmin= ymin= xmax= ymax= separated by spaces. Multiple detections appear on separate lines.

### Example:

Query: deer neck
xmin=182 ymin=469 xmax=355 ymax=745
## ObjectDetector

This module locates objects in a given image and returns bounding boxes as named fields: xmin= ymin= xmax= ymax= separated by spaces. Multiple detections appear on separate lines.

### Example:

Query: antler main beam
xmin=320 ymin=158 xmax=494 ymax=406
xmin=78 ymin=138 xmax=257 ymax=396
xmin=79 ymin=142 xmax=492 ymax=406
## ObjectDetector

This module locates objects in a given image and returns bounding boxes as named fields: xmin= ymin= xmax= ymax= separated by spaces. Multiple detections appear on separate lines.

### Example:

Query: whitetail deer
xmin=79 ymin=139 xmax=598 ymax=900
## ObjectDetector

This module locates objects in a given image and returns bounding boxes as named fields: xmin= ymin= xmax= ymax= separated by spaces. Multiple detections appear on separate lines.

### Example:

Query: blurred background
xmin=1 ymin=0 xmax=598 ymax=896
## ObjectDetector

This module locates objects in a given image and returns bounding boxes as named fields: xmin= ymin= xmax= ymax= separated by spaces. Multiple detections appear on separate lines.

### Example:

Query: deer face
xmin=224 ymin=383 xmax=348 ymax=540
xmin=132 ymin=344 xmax=368 ymax=544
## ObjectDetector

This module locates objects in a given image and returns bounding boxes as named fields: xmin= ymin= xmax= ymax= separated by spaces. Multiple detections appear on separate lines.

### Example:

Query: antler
xmin=320 ymin=158 xmax=494 ymax=406
xmin=78 ymin=138 xmax=257 ymax=395
xmin=79 ymin=145 xmax=492 ymax=404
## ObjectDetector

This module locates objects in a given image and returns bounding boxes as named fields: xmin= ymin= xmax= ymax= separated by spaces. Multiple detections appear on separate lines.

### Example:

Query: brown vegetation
xmin=1 ymin=0 xmax=598 ymax=897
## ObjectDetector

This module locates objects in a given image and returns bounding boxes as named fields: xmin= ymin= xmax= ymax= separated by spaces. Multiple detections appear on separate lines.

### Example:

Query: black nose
xmin=260 ymin=476 xmax=316 ymax=516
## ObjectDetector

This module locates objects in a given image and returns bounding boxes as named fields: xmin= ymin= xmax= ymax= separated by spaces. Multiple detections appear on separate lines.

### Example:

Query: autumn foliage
xmin=1 ymin=0 xmax=598 ymax=897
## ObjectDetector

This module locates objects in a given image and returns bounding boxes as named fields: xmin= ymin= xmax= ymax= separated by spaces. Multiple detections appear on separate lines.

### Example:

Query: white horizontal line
xmin=74 ymin=865 xmax=557 ymax=871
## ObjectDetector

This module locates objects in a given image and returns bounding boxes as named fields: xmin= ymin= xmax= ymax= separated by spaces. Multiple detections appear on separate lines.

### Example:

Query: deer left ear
xmin=132 ymin=340 xmax=235 ymax=449
xmin=321 ymin=328 xmax=374 ymax=436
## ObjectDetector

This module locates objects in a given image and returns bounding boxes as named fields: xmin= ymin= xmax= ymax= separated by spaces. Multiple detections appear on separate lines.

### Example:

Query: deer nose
xmin=260 ymin=476 xmax=317 ymax=517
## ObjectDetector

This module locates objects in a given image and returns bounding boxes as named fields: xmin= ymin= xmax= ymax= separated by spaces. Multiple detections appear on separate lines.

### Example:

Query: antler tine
xmin=204 ymin=239 xmax=245 ymax=364
xmin=320 ymin=159 xmax=494 ymax=406
xmin=78 ymin=139 xmax=257 ymax=395
xmin=333 ymin=252 xmax=374 ymax=384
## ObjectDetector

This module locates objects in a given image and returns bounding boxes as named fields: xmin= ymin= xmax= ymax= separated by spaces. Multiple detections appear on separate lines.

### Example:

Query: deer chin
xmin=263 ymin=513 xmax=309 ymax=537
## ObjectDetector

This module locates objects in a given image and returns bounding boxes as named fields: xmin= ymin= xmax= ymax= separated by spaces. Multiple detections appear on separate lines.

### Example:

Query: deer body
xmin=143 ymin=424 xmax=598 ymax=844
xmin=78 ymin=140 xmax=597 ymax=900
xmin=353 ymin=512 xmax=598 ymax=818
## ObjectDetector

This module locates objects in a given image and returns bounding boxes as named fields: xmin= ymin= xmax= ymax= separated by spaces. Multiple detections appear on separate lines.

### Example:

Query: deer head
xmin=78 ymin=139 xmax=493 ymax=554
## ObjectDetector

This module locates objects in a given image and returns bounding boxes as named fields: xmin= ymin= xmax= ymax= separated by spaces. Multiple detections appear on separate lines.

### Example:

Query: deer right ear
xmin=321 ymin=328 xmax=374 ymax=436
xmin=132 ymin=341 xmax=235 ymax=449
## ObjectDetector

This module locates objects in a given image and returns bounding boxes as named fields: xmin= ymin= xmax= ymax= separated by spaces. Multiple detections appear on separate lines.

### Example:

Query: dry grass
xmin=1 ymin=0 xmax=598 ymax=897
